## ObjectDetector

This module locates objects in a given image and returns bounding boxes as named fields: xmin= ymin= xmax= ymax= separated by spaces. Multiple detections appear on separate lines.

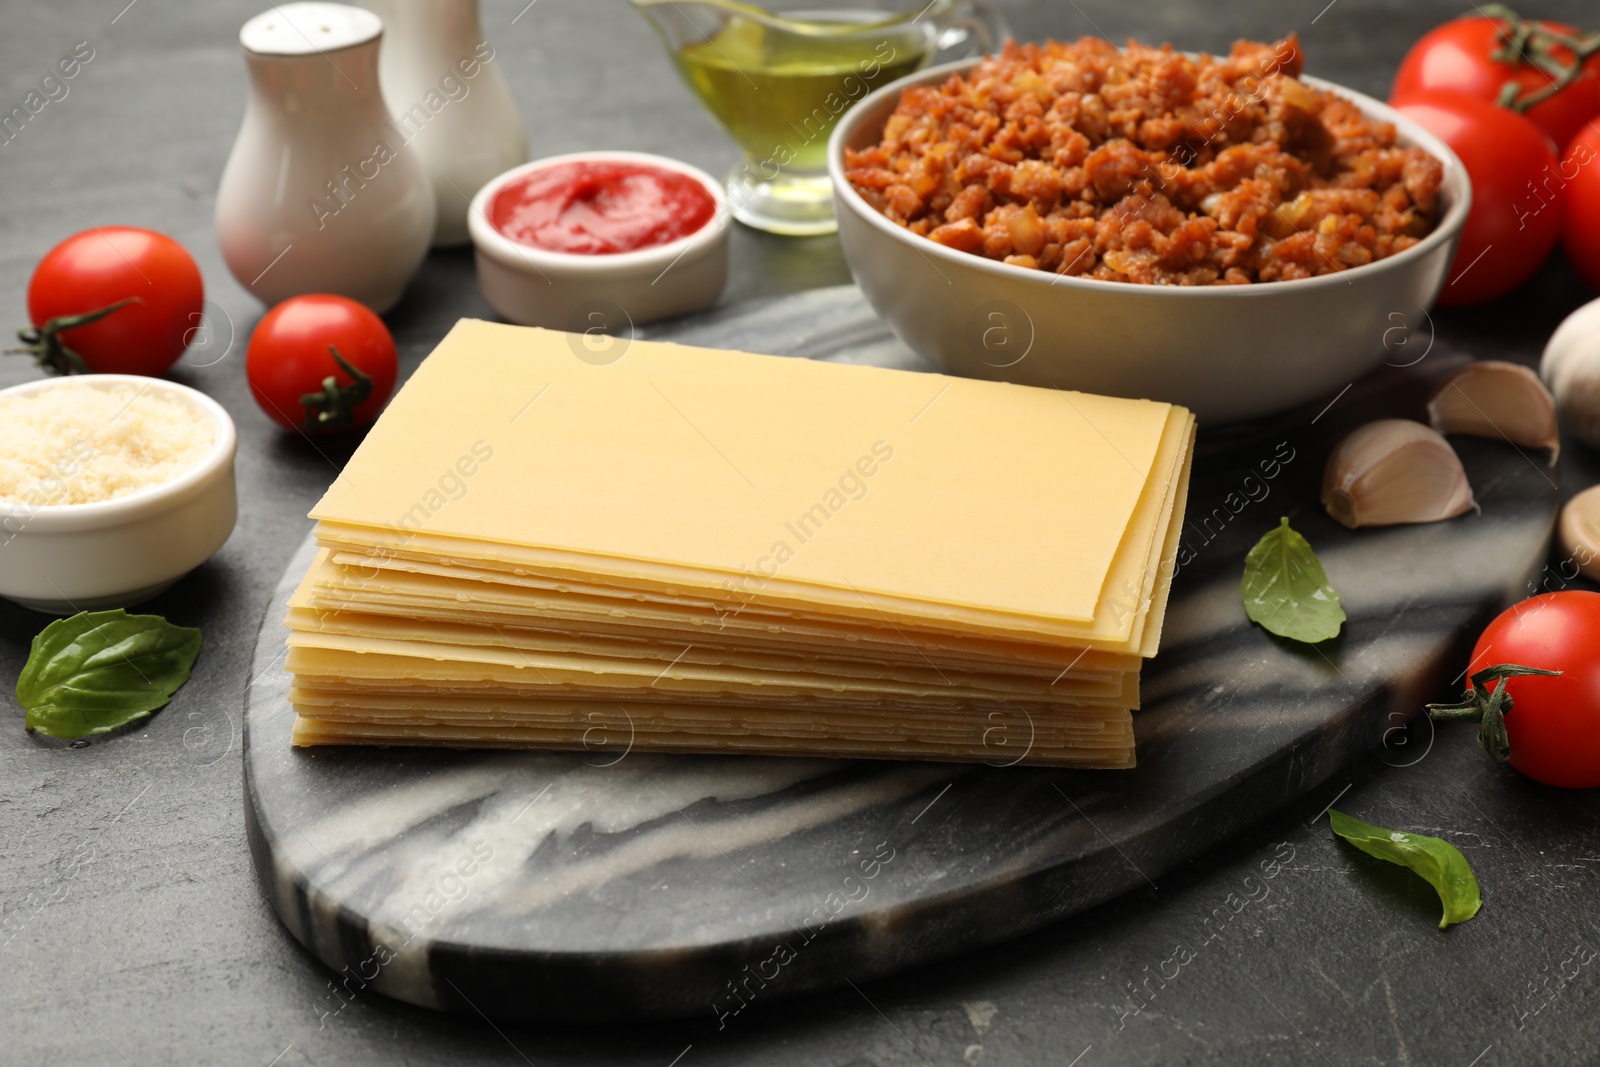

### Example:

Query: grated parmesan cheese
xmin=0 ymin=381 xmax=215 ymax=506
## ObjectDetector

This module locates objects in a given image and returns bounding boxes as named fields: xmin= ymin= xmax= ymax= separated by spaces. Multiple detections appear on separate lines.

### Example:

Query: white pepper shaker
xmin=358 ymin=0 xmax=528 ymax=247
xmin=215 ymin=2 xmax=435 ymax=313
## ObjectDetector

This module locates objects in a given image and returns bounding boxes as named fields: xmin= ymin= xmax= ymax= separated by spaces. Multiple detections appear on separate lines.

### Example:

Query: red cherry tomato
xmin=1459 ymin=591 xmax=1600 ymax=788
xmin=25 ymin=227 xmax=204 ymax=376
xmin=1562 ymin=118 xmax=1600 ymax=290
xmin=1394 ymin=90 xmax=1563 ymax=307
xmin=246 ymin=295 xmax=397 ymax=433
xmin=1392 ymin=15 xmax=1600 ymax=151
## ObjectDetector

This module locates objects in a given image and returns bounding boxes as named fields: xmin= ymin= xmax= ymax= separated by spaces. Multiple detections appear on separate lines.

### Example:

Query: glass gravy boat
xmin=631 ymin=0 xmax=1008 ymax=235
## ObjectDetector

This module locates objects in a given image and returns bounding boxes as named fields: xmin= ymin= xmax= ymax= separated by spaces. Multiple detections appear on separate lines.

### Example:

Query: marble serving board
xmin=243 ymin=285 xmax=1559 ymax=1025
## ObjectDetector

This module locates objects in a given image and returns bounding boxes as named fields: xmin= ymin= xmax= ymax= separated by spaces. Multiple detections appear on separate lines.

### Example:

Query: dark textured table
xmin=3 ymin=1 xmax=1599 ymax=1064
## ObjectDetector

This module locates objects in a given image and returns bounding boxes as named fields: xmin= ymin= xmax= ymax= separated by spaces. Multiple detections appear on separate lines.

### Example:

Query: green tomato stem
xmin=1425 ymin=662 xmax=1562 ymax=763
xmin=4 ymin=297 xmax=141 ymax=375
xmin=298 ymin=344 xmax=374 ymax=435
xmin=1476 ymin=4 xmax=1600 ymax=116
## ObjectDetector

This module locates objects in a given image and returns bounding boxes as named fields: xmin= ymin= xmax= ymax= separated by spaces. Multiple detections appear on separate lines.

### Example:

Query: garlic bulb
xmin=1558 ymin=484 xmax=1600 ymax=581
xmin=1540 ymin=296 xmax=1600 ymax=449
xmin=1322 ymin=419 xmax=1477 ymax=529
xmin=1427 ymin=360 xmax=1559 ymax=463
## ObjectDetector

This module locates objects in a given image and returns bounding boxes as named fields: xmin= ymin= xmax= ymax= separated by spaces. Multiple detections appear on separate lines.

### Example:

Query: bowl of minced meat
xmin=0 ymin=375 xmax=237 ymax=613
xmin=828 ymin=35 xmax=1470 ymax=423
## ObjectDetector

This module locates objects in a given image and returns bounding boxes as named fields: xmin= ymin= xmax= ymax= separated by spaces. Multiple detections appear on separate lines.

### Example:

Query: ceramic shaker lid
xmin=239 ymin=2 xmax=382 ymax=55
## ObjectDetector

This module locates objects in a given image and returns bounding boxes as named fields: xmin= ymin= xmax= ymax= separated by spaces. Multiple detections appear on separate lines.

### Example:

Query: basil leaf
xmin=17 ymin=610 xmax=202 ymax=739
xmin=1329 ymin=810 xmax=1481 ymax=929
xmin=1240 ymin=517 xmax=1345 ymax=644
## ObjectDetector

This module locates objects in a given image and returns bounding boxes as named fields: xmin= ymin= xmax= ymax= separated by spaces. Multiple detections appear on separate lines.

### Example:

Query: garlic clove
xmin=1540 ymin=296 xmax=1600 ymax=450
xmin=1557 ymin=484 xmax=1600 ymax=581
xmin=1427 ymin=360 xmax=1559 ymax=464
xmin=1322 ymin=419 xmax=1478 ymax=529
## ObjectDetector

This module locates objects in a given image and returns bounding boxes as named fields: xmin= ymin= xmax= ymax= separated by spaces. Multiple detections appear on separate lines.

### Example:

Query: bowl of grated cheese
xmin=0 ymin=375 xmax=237 ymax=613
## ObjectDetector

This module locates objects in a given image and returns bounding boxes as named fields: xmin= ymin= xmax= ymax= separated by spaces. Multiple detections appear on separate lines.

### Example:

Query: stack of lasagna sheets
xmin=285 ymin=319 xmax=1195 ymax=768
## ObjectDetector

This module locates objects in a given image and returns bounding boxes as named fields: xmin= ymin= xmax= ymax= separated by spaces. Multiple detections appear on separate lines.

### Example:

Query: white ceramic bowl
xmin=0 ymin=376 xmax=238 ymax=614
xmin=468 ymin=151 xmax=731 ymax=332
xmin=829 ymin=58 xmax=1472 ymax=424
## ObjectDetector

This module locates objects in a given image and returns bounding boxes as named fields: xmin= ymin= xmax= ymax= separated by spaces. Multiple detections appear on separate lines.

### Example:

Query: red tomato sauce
xmin=489 ymin=161 xmax=717 ymax=255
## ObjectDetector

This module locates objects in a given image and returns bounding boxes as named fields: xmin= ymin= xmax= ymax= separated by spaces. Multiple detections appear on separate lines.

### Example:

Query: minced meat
xmin=845 ymin=36 xmax=1443 ymax=285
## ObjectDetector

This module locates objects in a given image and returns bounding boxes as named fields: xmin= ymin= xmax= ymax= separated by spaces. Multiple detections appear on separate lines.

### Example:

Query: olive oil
xmin=673 ymin=11 xmax=931 ymax=172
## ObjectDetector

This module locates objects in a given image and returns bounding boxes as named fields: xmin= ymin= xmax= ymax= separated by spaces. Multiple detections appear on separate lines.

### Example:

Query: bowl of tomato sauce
xmin=468 ymin=151 xmax=729 ymax=331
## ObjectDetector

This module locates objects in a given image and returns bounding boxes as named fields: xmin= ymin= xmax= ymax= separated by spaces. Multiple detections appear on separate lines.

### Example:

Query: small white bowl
xmin=0 ymin=376 xmax=238 ymax=614
xmin=468 ymin=150 xmax=730 ymax=332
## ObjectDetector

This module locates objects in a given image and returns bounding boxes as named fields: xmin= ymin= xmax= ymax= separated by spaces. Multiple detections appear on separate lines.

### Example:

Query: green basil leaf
xmin=1329 ymin=810 xmax=1482 ymax=929
xmin=17 ymin=610 xmax=202 ymax=739
xmin=1240 ymin=517 xmax=1345 ymax=644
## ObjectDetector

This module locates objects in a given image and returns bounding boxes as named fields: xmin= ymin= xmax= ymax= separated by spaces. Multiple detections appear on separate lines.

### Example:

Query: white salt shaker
xmin=358 ymin=0 xmax=528 ymax=246
xmin=215 ymin=3 xmax=435 ymax=313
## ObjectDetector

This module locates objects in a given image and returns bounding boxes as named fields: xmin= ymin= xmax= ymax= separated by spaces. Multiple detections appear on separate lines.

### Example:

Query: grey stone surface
xmin=246 ymin=284 xmax=1560 ymax=1027
xmin=4 ymin=0 xmax=1600 ymax=1064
